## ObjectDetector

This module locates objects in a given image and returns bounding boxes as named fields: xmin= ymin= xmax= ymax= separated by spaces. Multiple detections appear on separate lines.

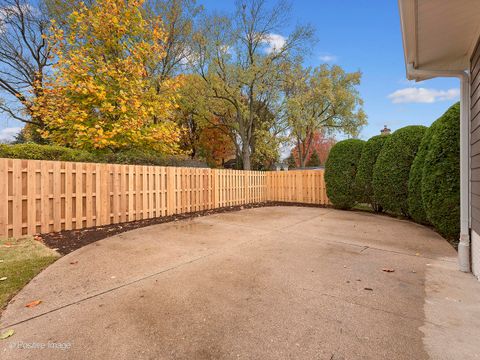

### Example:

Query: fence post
xmin=0 ymin=159 xmax=8 ymax=237
xmin=296 ymin=171 xmax=303 ymax=203
xmin=166 ymin=167 xmax=175 ymax=215
xmin=243 ymin=172 xmax=248 ymax=204
xmin=212 ymin=169 xmax=218 ymax=209
xmin=12 ymin=160 xmax=23 ymax=237
xmin=96 ymin=163 xmax=106 ymax=226
xmin=64 ymin=161 xmax=73 ymax=231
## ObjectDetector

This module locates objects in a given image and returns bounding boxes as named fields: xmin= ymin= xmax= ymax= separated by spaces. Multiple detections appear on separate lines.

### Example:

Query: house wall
xmin=470 ymin=39 xmax=480 ymax=278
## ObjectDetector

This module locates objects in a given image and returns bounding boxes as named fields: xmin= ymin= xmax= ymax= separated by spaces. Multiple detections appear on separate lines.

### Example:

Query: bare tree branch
xmin=0 ymin=0 xmax=52 ymax=126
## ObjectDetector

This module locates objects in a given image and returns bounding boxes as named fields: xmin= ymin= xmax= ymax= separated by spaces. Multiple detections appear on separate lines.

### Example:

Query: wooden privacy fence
xmin=0 ymin=158 xmax=329 ymax=238
xmin=267 ymin=170 xmax=328 ymax=204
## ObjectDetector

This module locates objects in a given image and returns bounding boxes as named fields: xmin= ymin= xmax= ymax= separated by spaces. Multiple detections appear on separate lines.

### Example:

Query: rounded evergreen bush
xmin=355 ymin=135 xmax=389 ymax=211
xmin=422 ymin=102 xmax=460 ymax=242
xmin=372 ymin=125 xmax=426 ymax=216
xmin=407 ymin=122 xmax=441 ymax=224
xmin=325 ymin=139 xmax=365 ymax=209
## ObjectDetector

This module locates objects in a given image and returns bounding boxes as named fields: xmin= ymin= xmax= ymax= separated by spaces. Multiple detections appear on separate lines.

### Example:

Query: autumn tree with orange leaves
xmin=291 ymin=131 xmax=336 ymax=167
xmin=33 ymin=0 xmax=182 ymax=153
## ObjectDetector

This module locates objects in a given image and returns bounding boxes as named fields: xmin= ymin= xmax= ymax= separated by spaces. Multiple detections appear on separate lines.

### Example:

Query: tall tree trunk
xmin=242 ymin=145 xmax=251 ymax=170
xmin=300 ymin=131 xmax=314 ymax=168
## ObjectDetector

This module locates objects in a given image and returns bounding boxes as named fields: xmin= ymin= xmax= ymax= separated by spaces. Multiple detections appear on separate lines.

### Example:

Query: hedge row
xmin=421 ymin=103 xmax=460 ymax=241
xmin=407 ymin=123 xmax=438 ymax=224
xmin=373 ymin=125 xmax=427 ymax=216
xmin=324 ymin=102 xmax=460 ymax=244
xmin=0 ymin=144 xmax=96 ymax=162
xmin=355 ymin=135 xmax=389 ymax=212
xmin=0 ymin=143 xmax=208 ymax=167
xmin=324 ymin=139 xmax=365 ymax=209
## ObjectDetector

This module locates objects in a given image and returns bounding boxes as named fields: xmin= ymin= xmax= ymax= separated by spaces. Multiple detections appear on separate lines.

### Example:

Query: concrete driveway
xmin=1 ymin=207 xmax=480 ymax=359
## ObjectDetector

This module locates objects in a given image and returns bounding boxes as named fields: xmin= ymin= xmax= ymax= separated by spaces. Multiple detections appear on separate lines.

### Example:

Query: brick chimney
xmin=380 ymin=125 xmax=391 ymax=136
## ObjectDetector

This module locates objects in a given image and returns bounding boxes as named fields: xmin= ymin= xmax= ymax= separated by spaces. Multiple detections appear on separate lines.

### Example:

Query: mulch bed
xmin=41 ymin=202 xmax=329 ymax=255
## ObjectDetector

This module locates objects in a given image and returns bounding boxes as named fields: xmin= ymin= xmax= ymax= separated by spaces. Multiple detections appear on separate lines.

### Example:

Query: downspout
xmin=459 ymin=74 xmax=471 ymax=273
xmin=407 ymin=64 xmax=471 ymax=272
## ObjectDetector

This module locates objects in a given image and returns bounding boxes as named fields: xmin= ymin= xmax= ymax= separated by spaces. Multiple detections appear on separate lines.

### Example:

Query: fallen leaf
xmin=25 ymin=300 xmax=42 ymax=308
xmin=0 ymin=277 xmax=7 ymax=281
xmin=382 ymin=268 xmax=395 ymax=273
xmin=0 ymin=329 xmax=14 ymax=340
xmin=364 ymin=287 xmax=373 ymax=291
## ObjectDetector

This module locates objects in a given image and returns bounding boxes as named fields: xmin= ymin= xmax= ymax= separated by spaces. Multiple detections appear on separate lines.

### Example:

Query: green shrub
xmin=100 ymin=147 xmax=207 ymax=167
xmin=325 ymin=139 xmax=365 ymax=209
xmin=0 ymin=143 xmax=95 ymax=162
xmin=407 ymin=123 xmax=440 ymax=224
xmin=422 ymin=103 xmax=460 ymax=242
xmin=372 ymin=125 xmax=426 ymax=216
xmin=0 ymin=143 xmax=208 ymax=167
xmin=355 ymin=135 xmax=389 ymax=211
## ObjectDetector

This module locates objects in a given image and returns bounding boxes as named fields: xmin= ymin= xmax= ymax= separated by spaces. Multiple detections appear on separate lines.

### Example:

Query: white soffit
xmin=399 ymin=0 xmax=480 ymax=73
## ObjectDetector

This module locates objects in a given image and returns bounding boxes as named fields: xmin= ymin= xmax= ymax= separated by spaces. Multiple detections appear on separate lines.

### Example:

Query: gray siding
xmin=471 ymin=39 xmax=480 ymax=233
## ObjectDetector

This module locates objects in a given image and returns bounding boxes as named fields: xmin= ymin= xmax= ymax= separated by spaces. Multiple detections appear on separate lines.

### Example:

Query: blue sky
xmin=0 ymin=0 xmax=460 ymax=142
xmin=199 ymin=0 xmax=460 ymax=140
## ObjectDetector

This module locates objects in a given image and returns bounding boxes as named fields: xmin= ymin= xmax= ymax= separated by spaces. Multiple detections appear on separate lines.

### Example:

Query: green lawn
xmin=0 ymin=237 xmax=60 ymax=310
xmin=353 ymin=203 xmax=374 ymax=212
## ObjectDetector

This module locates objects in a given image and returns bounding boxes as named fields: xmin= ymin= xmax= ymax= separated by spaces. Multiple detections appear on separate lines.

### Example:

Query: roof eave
xmin=398 ymin=0 xmax=418 ymax=80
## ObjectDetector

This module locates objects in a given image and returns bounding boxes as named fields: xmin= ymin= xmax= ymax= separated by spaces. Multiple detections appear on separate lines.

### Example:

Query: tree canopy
xmin=33 ymin=0 xmax=182 ymax=152
xmin=1 ymin=0 xmax=367 ymax=168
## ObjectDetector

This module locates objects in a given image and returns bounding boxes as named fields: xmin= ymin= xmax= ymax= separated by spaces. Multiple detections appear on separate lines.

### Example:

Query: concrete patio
xmin=1 ymin=206 xmax=480 ymax=359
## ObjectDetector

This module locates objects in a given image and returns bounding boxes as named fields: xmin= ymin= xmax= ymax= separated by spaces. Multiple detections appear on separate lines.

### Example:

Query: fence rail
xmin=0 ymin=158 xmax=328 ymax=238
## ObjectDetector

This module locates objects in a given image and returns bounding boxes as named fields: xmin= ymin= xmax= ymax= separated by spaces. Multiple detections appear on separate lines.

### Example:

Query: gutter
xmin=406 ymin=64 xmax=471 ymax=272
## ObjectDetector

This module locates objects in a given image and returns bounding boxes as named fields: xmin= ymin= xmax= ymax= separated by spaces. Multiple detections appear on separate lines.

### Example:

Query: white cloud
xmin=262 ymin=33 xmax=286 ymax=54
xmin=319 ymin=54 xmax=338 ymax=63
xmin=0 ymin=127 xmax=21 ymax=142
xmin=398 ymin=78 xmax=417 ymax=86
xmin=388 ymin=87 xmax=460 ymax=104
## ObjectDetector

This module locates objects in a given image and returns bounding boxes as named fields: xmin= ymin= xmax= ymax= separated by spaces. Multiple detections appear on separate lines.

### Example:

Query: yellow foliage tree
xmin=33 ymin=0 xmax=182 ymax=153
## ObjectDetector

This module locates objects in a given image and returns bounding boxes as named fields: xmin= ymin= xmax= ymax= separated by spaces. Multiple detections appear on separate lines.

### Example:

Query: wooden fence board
xmin=0 ymin=159 xmax=8 ymax=236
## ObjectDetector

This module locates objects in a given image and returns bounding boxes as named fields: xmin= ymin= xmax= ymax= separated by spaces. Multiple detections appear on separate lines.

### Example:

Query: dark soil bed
xmin=41 ymin=202 xmax=329 ymax=255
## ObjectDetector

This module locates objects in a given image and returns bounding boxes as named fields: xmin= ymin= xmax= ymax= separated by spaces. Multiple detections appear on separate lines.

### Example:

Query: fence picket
xmin=0 ymin=159 xmax=8 ymax=237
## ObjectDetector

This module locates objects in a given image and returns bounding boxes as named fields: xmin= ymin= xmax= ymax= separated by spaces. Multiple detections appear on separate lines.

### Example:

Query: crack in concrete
xmin=286 ymin=232 xmax=455 ymax=263
xmin=301 ymin=287 xmax=445 ymax=328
